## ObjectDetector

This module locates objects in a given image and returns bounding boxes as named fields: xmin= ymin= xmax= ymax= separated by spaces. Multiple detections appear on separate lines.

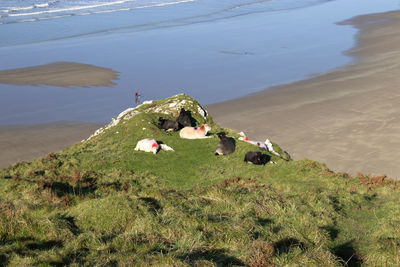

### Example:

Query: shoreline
xmin=0 ymin=121 xmax=101 ymax=169
xmin=207 ymin=10 xmax=400 ymax=179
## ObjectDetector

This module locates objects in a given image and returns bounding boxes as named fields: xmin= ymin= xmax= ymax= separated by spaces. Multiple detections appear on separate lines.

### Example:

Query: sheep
xmin=238 ymin=133 xmax=280 ymax=157
xmin=177 ymin=108 xmax=194 ymax=128
xmin=157 ymin=117 xmax=179 ymax=131
xmin=134 ymin=138 xmax=175 ymax=154
xmin=134 ymin=138 xmax=159 ymax=154
xmin=179 ymin=124 xmax=212 ymax=139
xmin=244 ymin=151 xmax=270 ymax=165
xmin=215 ymin=133 xmax=235 ymax=155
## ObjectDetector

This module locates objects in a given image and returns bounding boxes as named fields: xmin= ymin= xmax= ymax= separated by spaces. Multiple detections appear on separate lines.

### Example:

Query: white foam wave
xmin=38 ymin=14 xmax=72 ymax=20
xmin=18 ymin=18 xmax=37 ymax=23
xmin=35 ymin=2 xmax=57 ymax=8
xmin=0 ymin=0 xmax=328 ymax=27
xmin=3 ymin=1 xmax=57 ymax=13
xmin=91 ymin=0 xmax=195 ymax=14
xmin=5 ymin=0 xmax=140 ymax=17
xmin=1 ymin=0 xmax=195 ymax=24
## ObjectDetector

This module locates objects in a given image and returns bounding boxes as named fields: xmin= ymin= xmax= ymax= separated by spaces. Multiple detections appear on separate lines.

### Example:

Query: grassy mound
xmin=0 ymin=94 xmax=399 ymax=266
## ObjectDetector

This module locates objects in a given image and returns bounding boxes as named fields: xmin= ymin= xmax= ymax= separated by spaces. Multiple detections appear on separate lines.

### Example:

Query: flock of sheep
xmin=134 ymin=108 xmax=276 ymax=165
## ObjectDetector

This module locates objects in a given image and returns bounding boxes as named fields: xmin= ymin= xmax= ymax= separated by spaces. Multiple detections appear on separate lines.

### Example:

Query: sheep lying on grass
xmin=180 ymin=124 xmax=212 ymax=139
xmin=215 ymin=133 xmax=235 ymax=155
xmin=244 ymin=151 xmax=270 ymax=165
xmin=157 ymin=117 xmax=180 ymax=131
xmin=177 ymin=108 xmax=195 ymax=128
xmin=135 ymin=138 xmax=174 ymax=154
xmin=238 ymin=132 xmax=280 ymax=156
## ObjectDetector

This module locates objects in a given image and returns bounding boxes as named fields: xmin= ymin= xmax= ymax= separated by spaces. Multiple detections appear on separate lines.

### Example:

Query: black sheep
xmin=177 ymin=108 xmax=194 ymax=128
xmin=215 ymin=133 xmax=236 ymax=155
xmin=157 ymin=117 xmax=179 ymax=131
xmin=244 ymin=151 xmax=270 ymax=165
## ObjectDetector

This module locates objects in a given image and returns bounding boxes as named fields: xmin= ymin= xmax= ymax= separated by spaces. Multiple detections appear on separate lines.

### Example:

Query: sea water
xmin=0 ymin=0 xmax=399 ymax=124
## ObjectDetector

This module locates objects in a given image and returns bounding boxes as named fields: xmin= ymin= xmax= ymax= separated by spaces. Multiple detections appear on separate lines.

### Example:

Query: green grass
xmin=0 ymin=94 xmax=399 ymax=266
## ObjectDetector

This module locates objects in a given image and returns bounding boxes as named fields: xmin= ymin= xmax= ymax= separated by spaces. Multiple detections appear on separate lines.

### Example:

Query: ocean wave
xmin=0 ymin=0 xmax=331 ymax=26
xmin=1 ymin=1 xmax=58 ymax=13
xmin=4 ymin=0 xmax=142 ymax=17
xmin=0 ymin=0 xmax=196 ymax=24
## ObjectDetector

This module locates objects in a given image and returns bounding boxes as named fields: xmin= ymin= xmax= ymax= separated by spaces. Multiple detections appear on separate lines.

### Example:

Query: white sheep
xmin=238 ymin=133 xmax=280 ymax=156
xmin=179 ymin=124 xmax=212 ymax=139
xmin=134 ymin=138 xmax=175 ymax=154
xmin=134 ymin=138 xmax=159 ymax=154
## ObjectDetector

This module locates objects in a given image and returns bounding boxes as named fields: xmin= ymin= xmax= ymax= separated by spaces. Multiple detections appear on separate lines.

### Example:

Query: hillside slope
xmin=0 ymin=94 xmax=399 ymax=266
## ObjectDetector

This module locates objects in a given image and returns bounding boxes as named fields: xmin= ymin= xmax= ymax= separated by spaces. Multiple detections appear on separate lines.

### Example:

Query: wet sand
xmin=0 ymin=61 xmax=116 ymax=168
xmin=0 ymin=62 xmax=119 ymax=87
xmin=0 ymin=122 xmax=101 ymax=169
xmin=207 ymin=11 xmax=400 ymax=178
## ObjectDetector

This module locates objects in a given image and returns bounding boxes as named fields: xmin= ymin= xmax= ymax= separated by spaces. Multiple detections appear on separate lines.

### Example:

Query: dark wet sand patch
xmin=0 ymin=62 xmax=119 ymax=87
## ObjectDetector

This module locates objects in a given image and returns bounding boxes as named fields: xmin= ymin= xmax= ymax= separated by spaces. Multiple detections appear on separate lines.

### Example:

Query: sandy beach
xmin=0 ymin=62 xmax=119 ymax=87
xmin=207 ymin=11 xmax=400 ymax=179
xmin=0 ymin=61 xmax=116 ymax=168
xmin=0 ymin=122 xmax=100 ymax=169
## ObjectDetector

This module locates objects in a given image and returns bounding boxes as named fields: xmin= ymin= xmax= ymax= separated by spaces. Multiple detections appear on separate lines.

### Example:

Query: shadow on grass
xmin=320 ymin=225 xmax=339 ymax=241
xmin=45 ymin=181 xmax=73 ymax=197
xmin=0 ymin=239 xmax=63 ymax=264
xmin=332 ymin=241 xmax=363 ymax=267
xmin=0 ymin=254 xmax=8 ymax=267
xmin=207 ymin=213 xmax=230 ymax=223
xmin=25 ymin=240 xmax=63 ymax=250
xmin=257 ymin=217 xmax=273 ymax=226
xmin=138 ymin=197 xmax=162 ymax=214
xmin=179 ymin=248 xmax=245 ymax=266
xmin=59 ymin=214 xmax=81 ymax=236
xmin=328 ymin=196 xmax=342 ymax=212
xmin=273 ymin=238 xmax=306 ymax=255
xmin=49 ymin=248 xmax=90 ymax=267
xmin=42 ymin=179 xmax=97 ymax=197
xmin=99 ymin=181 xmax=122 ymax=191
xmin=1 ymin=236 xmax=35 ymax=245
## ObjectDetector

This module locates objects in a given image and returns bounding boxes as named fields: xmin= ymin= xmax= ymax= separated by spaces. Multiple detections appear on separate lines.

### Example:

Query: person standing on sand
xmin=135 ymin=91 xmax=140 ymax=104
